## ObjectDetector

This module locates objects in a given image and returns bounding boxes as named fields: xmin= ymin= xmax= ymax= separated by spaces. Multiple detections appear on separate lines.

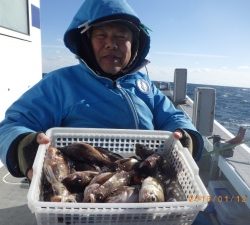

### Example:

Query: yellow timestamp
xmin=188 ymin=194 xmax=248 ymax=203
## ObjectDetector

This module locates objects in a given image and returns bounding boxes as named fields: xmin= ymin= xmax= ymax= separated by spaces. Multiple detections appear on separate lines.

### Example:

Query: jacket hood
xmin=64 ymin=0 xmax=150 ymax=76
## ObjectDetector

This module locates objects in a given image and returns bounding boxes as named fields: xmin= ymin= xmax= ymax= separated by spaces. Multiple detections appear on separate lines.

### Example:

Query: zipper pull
xmin=115 ymin=81 xmax=121 ymax=88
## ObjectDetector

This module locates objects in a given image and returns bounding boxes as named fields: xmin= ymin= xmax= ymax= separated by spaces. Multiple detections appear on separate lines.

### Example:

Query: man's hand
xmin=18 ymin=132 xmax=50 ymax=181
xmin=174 ymin=129 xmax=193 ymax=155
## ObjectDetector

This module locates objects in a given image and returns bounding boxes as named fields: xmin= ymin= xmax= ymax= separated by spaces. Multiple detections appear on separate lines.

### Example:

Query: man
xmin=0 ymin=0 xmax=203 ymax=181
xmin=90 ymin=22 xmax=134 ymax=76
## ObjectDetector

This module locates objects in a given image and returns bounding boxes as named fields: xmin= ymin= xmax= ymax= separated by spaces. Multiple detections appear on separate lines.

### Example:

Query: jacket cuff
xmin=18 ymin=133 xmax=38 ymax=177
xmin=183 ymin=129 xmax=204 ymax=161
xmin=6 ymin=132 xmax=32 ymax=177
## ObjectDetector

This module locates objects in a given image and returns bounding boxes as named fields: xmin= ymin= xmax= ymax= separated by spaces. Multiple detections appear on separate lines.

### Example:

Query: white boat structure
xmin=0 ymin=0 xmax=42 ymax=122
xmin=0 ymin=1 xmax=250 ymax=225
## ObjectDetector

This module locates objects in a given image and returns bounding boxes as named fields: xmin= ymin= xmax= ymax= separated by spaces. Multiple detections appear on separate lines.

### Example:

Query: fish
xmin=135 ymin=143 xmax=155 ymax=160
xmin=71 ymin=161 xmax=102 ymax=172
xmin=83 ymin=172 xmax=114 ymax=202
xmin=136 ymin=153 xmax=163 ymax=176
xmin=139 ymin=176 xmax=165 ymax=202
xmin=62 ymin=171 xmax=99 ymax=193
xmin=115 ymin=157 xmax=140 ymax=171
xmin=89 ymin=172 xmax=114 ymax=185
xmin=83 ymin=183 xmax=101 ymax=203
xmin=105 ymin=186 xmax=139 ymax=203
xmin=44 ymin=146 xmax=70 ymax=182
xmin=58 ymin=142 xmax=117 ymax=168
xmin=159 ymin=158 xmax=177 ymax=180
xmin=94 ymin=170 xmax=133 ymax=201
xmin=43 ymin=146 xmax=76 ymax=202
xmin=42 ymin=142 xmax=185 ymax=204
xmin=95 ymin=147 xmax=123 ymax=162
xmin=164 ymin=180 xmax=186 ymax=202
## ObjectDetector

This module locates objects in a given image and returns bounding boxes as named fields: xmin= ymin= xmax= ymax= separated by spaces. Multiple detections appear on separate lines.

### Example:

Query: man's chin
xmin=101 ymin=67 xmax=122 ymax=75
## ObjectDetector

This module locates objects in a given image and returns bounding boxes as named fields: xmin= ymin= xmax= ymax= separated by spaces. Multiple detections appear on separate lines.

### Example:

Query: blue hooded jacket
xmin=0 ymin=0 xmax=203 ymax=177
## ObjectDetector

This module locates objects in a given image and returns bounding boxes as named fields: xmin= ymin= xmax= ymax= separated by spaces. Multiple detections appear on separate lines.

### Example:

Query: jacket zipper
xmin=115 ymin=81 xmax=139 ymax=129
xmin=79 ymin=60 xmax=139 ymax=128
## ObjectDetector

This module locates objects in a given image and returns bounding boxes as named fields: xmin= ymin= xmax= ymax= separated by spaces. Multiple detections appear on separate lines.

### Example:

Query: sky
xmin=40 ymin=0 xmax=250 ymax=88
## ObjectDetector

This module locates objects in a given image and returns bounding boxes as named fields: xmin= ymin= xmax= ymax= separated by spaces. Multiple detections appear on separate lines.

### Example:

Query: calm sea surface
xmin=186 ymin=83 xmax=250 ymax=142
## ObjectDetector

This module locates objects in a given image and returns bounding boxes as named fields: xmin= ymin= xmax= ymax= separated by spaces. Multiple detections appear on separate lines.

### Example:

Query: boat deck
xmin=0 ymin=166 xmax=36 ymax=225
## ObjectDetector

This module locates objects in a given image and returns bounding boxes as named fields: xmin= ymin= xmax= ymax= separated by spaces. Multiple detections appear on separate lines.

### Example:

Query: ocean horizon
xmin=186 ymin=83 xmax=250 ymax=142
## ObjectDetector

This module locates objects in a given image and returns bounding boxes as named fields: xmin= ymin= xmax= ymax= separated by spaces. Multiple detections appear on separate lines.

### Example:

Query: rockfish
xmin=105 ymin=186 xmax=139 ymax=203
xmin=94 ymin=170 xmax=132 ymax=201
xmin=83 ymin=172 xmax=114 ymax=202
xmin=58 ymin=142 xmax=116 ymax=167
xmin=62 ymin=171 xmax=99 ymax=193
xmin=139 ymin=176 xmax=165 ymax=202
xmin=43 ymin=146 xmax=76 ymax=202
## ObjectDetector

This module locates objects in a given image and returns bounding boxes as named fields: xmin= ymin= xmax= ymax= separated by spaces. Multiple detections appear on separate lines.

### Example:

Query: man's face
xmin=90 ymin=22 xmax=133 ymax=75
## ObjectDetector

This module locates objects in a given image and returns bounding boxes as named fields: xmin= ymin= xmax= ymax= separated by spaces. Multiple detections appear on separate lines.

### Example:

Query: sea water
xmin=187 ymin=84 xmax=250 ymax=142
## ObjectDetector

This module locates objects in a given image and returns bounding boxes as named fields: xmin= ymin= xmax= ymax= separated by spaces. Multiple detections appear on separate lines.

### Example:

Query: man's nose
xmin=105 ymin=36 xmax=118 ymax=49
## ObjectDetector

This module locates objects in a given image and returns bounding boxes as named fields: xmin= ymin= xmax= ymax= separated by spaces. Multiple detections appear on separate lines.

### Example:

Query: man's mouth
xmin=102 ymin=55 xmax=121 ymax=63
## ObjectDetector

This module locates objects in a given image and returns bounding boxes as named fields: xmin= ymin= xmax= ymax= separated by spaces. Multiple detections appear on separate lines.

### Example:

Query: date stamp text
xmin=188 ymin=194 xmax=248 ymax=203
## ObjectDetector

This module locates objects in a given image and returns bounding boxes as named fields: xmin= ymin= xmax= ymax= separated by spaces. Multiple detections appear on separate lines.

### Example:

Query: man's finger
xmin=27 ymin=169 xmax=33 ymax=181
xmin=173 ymin=131 xmax=183 ymax=140
xmin=36 ymin=133 xmax=50 ymax=144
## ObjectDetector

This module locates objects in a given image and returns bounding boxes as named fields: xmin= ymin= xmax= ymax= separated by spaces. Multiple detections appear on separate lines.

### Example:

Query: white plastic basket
xmin=28 ymin=128 xmax=208 ymax=225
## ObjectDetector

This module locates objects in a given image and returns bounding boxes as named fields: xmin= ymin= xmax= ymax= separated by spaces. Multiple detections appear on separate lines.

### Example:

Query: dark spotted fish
xmin=58 ymin=142 xmax=116 ymax=167
xmin=105 ymin=186 xmax=139 ymax=203
xmin=159 ymin=158 xmax=177 ymax=180
xmin=165 ymin=180 xmax=186 ymax=202
xmin=83 ymin=183 xmax=100 ymax=203
xmin=135 ymin=143 xmax=155 ymax=160
xmin=43 ymin=146 xmax=76 ymax=202
xmin=71 ymin=161 xmax=102 ymax=172
xmin=115 ymin=157 xmax=140 ymax=171
xmin=139 ymin=176 xmax=165 ymax=202
xmin=42 ymin=142 xmax=186 ymax=204
xmin=89 ymin=172 xmax=114 ymax=185
xmin=137 ymin=153 xmax=163 ymax=176
xmin=62 ymin=171 xmax=99 ymax=193
xmin=95 ymin=147 xmax=123 ymax=162
xmin=94 ymin=170 xmax=132 ymax=201
xmin=83 ymin=172 xmax=114 ymax=202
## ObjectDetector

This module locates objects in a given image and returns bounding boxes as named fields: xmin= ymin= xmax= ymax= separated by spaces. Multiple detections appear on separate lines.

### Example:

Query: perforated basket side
xmin=27 ymin=143 xmax=48 ymax=213
xmin=47 ymin=128 xmax=170 ymax=155
xmin=28 ymin=128 xmax=208 ymax=225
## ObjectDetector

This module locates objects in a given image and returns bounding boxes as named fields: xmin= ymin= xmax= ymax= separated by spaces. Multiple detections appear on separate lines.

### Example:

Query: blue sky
xmin=40 ymin=0 xmax=250 ymax=88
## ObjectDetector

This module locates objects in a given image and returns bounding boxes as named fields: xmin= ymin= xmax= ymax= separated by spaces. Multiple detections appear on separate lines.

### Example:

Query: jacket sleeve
xmin=0 ymin=73 xmax=63 ymax=176
xmin=151 ymin=83 xmax=204 ymax=161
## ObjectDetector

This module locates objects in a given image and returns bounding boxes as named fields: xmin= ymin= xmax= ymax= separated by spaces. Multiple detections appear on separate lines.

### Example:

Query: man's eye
xmin=116 ymin=35 xmax=127 ymax=40
xmin=95 ymin=33 xmax=106 ymax=39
